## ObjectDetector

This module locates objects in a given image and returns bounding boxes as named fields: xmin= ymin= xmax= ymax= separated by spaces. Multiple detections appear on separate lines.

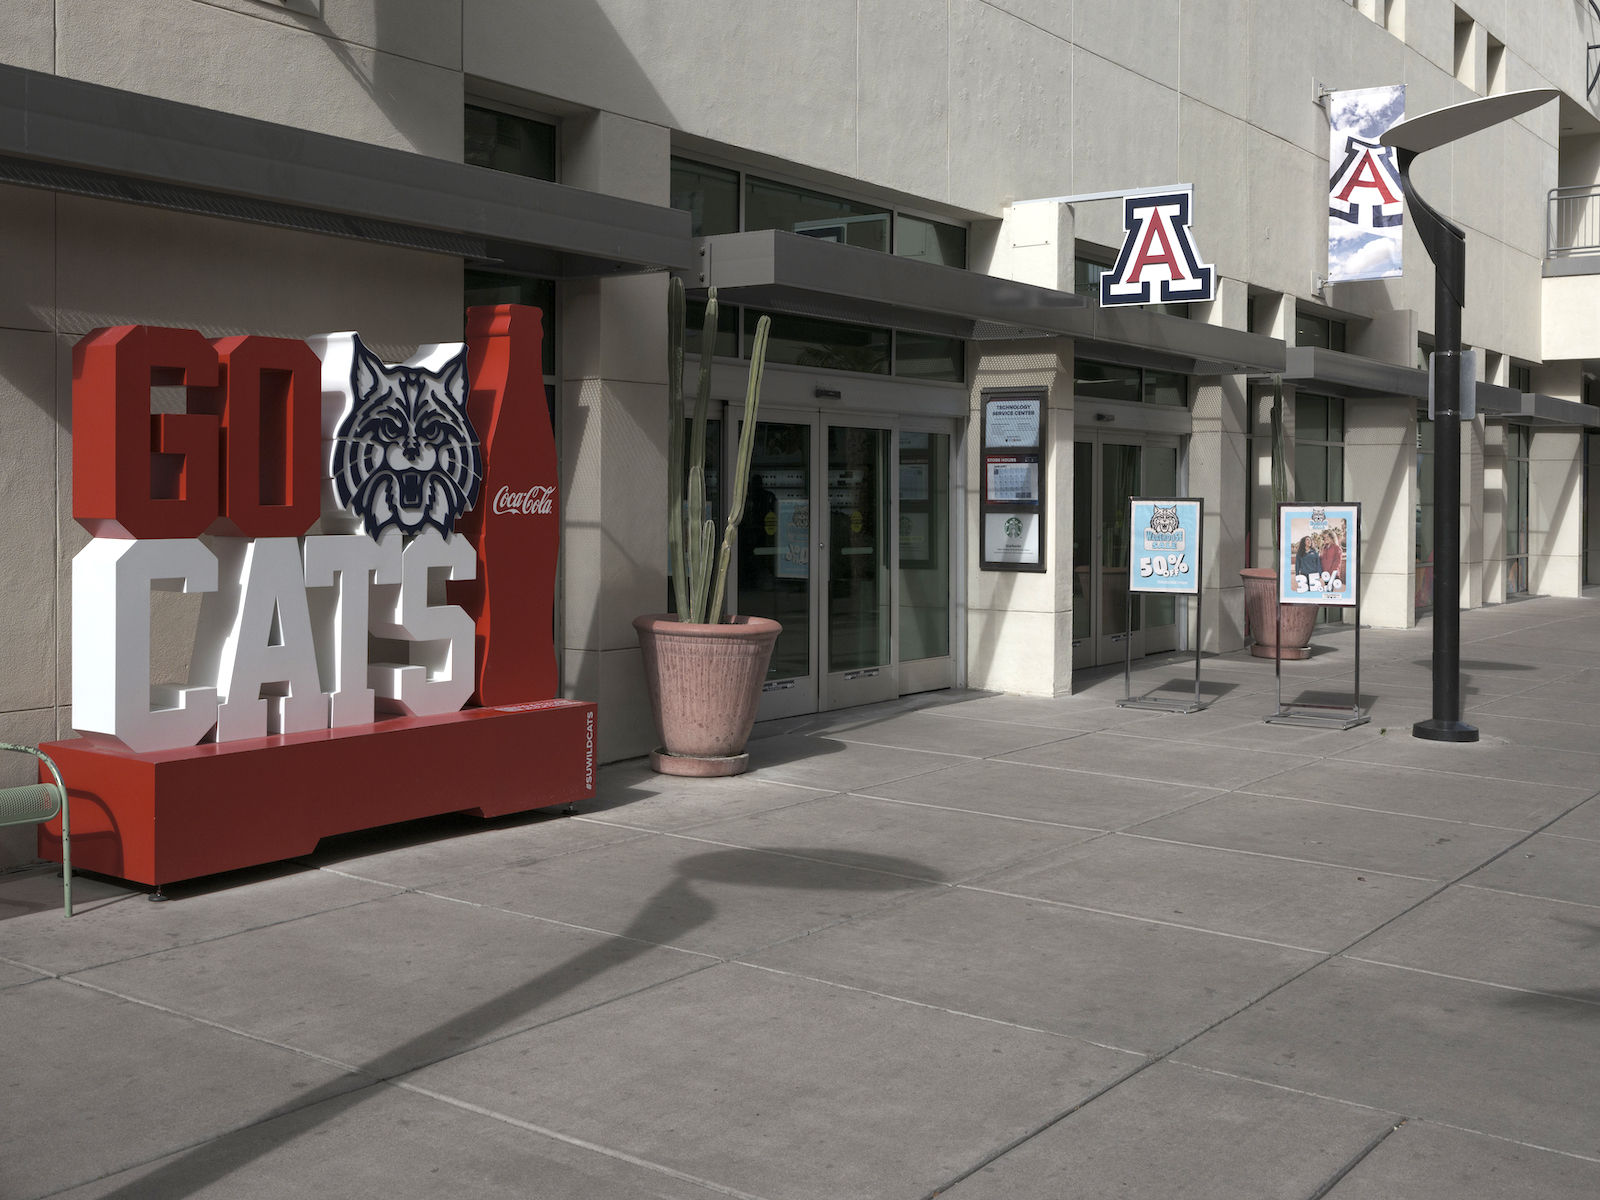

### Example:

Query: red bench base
xmin=36 ymin=700 xmax=597 ymax=887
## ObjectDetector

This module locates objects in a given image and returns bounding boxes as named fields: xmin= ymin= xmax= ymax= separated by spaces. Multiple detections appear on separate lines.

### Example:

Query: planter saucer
xmin=650 ymin=748 xmax=750 ymax=777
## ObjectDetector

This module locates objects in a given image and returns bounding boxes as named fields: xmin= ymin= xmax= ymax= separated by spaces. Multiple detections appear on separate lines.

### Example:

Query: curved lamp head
xmin=1380 ymin=88 xmax=1558 ymax=155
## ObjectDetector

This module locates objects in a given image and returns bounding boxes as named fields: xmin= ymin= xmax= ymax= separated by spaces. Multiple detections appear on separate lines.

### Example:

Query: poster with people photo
xmin=1277 ymin=502 xmax=1360 ymax=606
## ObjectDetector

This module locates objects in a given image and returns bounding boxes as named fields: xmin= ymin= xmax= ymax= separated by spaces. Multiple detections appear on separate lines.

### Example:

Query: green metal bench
xmin=0 ymin=743 xmax=71 ymax=917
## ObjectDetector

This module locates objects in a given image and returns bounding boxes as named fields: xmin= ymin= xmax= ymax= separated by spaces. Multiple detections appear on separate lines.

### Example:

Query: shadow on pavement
xmin=88 ymin=846 xmax=939 ymax=1198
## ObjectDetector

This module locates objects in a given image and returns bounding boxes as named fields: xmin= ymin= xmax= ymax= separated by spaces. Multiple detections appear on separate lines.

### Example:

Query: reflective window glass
xmin=746 ymin=176 xmax=891 ymax=253
xmin=685 ymin=298 xmax=739 ymax=359
xmin=748 ymin=310 xmax=889 ymax=375
xmin=670 ymin=158 xmax=740 ymax=237
xmin=828 ymin=427 xmax=892 ymax=673
xmin=896 ymin=214 xmax=966 ymax=267
xmin=463 ymin=271 xmax=555 ymax=377
xmin=898 ymin=432 xmax=950 ymax=662
xmin=1076 ymin=359 xmax=1141 ymax=403
xmin=1144 ymin=369 xmax=1186 ymax=406
xmin=464 ymin=105 xmax=556 ymax=181
xmin=737 ymin=422 xmax=812 ymax=680
xmin=894 ymin=332 xmax=965 ymax=383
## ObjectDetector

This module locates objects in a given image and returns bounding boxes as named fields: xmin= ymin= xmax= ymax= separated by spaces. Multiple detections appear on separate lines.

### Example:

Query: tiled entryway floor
xmin=5 ymin=596 xmax=1599 ymax=1198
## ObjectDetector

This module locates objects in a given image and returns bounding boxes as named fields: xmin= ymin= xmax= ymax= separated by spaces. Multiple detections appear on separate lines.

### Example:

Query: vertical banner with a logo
xmin=1328 ymin=85 xmax=1405 ymax=283
xmin=980 ymin=390 xmax=1046 ymax=571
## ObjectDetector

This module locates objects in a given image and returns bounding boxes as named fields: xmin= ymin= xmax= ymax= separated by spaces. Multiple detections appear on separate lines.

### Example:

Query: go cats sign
xmin=71 ymin=308 xmax=559 ymax=753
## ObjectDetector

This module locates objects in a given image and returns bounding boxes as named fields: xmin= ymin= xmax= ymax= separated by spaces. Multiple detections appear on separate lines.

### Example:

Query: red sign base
xmin=35 ymin=701 xmax=597 ymax=887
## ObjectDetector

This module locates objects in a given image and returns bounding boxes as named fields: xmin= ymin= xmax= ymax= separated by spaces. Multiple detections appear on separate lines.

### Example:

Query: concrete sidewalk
xmin=3 ymin=595 xmax=1599 ymax=1199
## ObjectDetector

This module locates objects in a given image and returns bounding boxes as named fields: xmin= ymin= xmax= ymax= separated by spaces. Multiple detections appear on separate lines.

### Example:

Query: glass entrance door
xmin=735 ymin=410 xmax=904 ymax=719
xmin=1073 ymin=432 xmax=1183 ymax=668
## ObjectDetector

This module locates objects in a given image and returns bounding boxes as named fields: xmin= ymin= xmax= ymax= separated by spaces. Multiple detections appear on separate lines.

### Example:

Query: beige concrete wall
xmin=965 ymin=342 xmax=1074 ymax=696
xmin=1529 ymin=428 xmax=1585 ymax=597
xmin=558 ymin=111 xmax=672 ymax=763
xmin=1541 ymin=274 xmax=1600 ymax=362
xmin=1346 ymin=398 xmax=1418 ymax=627
xmin=1189 ymin=278 xmax=1250 ymax=652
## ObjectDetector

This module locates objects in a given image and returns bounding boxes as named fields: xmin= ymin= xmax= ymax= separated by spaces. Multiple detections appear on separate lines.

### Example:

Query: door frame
xmin=897 ymin=414 xmax=960 ymax=697
xmin=1072 ymin=429 xmax=1185 ymax=669
xmin=729 ymin=405 xmax=904 ymax=719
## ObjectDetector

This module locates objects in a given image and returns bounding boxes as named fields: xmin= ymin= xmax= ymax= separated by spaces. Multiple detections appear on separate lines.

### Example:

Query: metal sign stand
xmin=1264 ymin=597 xmax=1367 ymax=729
xmin=1264 ymin=500 xmax=1369 ymax=730
xmin=1117 ymin=497 xmax=1207 ymax=714
xmin=1118 ymin=588 xmax=1204 ymax=713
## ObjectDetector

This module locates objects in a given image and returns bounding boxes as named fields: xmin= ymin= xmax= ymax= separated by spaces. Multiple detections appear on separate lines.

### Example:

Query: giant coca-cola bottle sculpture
xmin=450 ymin=305 xmax=559 ymax=704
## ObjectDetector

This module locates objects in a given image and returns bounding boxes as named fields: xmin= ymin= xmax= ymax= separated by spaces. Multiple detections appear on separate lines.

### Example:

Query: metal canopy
xmin=0 ymin=64 xmax=693 ymax=278
xmin=693 ymin=230 xmax=1286 ymax=374
xmin=1281 ymin=348 xmax=1598 ymax=426
xmin=693 ymin=230 xmax=1090 ymax=341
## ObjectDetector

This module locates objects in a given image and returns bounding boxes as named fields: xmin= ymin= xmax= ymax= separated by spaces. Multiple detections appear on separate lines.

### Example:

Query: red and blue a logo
xmin=1100 ymin=189 xmax=1215 ymax=307
xmin=1329 ymin=135 xmax=1403 ymax=228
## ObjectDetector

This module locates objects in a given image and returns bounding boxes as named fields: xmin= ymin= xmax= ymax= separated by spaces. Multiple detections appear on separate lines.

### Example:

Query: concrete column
xmin=1248 ymin=293 xmax=1295 ymax=572
xmin=1189 ymin=277 xmax=1249 ymax=652
xmin=1346 ymin=398 xmax=1417 ymax=628
xmin=1529 ymin=428 xmax=1584 ymax=597
xmin=965 ymin=340 xmax=1074 ymax=696
xmin=1462 ymin=414 xmax=1485 ymax=610
xmin=558 ymin=112 xmax=671 ymax=762
xmin=1482 ymin=423 xmax=1508 ymax=602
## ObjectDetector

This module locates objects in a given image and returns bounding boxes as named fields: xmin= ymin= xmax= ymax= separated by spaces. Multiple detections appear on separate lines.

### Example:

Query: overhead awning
xmin=0 ymin=64 xmax=693 ymax=277
xmin=1520 ymin=393 xmax=1600 ymax=426
xmin=1283 ymin=348 xmax=1599 ymax=425
xmin=693 ymin=230 xmax=1286 ymax=375
xmin=692 ymin=229 xmax=1090 ymax=341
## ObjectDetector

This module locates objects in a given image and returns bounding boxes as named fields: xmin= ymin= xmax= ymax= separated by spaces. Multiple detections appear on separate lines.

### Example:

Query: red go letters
xmin=72 ymin=326 xmax=321 ymax=540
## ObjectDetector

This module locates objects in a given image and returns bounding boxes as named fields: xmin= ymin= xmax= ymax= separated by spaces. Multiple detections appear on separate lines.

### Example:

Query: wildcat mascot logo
xmin=1147 ymin=504 xmax=1181 ymax=536
xmin=1143 ymin=502 xmax=1185 ymax=552
xmin=321 ymin=333 xmax=482 ymax=539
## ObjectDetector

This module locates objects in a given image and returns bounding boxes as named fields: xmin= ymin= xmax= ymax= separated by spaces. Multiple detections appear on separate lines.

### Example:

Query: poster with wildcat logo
xmin=1129 ymin=498 xmax=1202 ymax=595
xmin=1277 ymin=502 xmax=1360 ymax=606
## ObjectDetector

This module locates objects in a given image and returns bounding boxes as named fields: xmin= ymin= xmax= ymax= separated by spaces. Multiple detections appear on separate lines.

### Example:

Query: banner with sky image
xmin=1328 ymin=85 xmax=1405 ymax=283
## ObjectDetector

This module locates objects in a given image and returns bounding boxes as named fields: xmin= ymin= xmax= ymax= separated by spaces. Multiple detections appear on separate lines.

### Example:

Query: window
xmin=1074 ymin=256 xmax=1112 ymax=300
xmin=894 ymin=332 xmax=966 ymax=383
xmin=464 ymin=104 xmax=556 ymax=181
xmin=748 ymin=310 xmax=890 ymax=375
xmin=670 ymin=158 xmax=739 ymax=237
xmin=1486 ymin=34 xmax=1506 ymax=95
xmin=1454 ymin=10 xmax=1477 ymax=90
xmin=896 ymin=214 xmax=967 ymax=268
xmin=1506 ymin=424 xmax=1531 ymax=595
xmin=685 ymin=297 xmax=739 ymax=359
xmin=1296 ymin=311 xmax=1347 ymax=353
xmin=745 ymin=175 xmax=891 ymax=253
xmin=1511 ymin=362 xmax=1533 ymax=393
xmin=1295 ymin=394 xmax=1345 ymax=505
xmin=463 ymin=270 xmax=555 ymax=380
xmin=1075 ymin=358 xmax=1188 ymax=406
xmin=667 ymin=157 xmax=970 ymax=380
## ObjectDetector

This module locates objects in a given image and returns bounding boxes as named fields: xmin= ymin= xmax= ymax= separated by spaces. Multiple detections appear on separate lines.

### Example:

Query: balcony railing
xmin=1548 ymin=185 xmax=1600 ymax=258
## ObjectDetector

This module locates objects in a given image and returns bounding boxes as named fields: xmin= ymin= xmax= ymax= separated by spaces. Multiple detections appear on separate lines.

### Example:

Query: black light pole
xmin=1381 ymin=90 xmax=1557 ymax=744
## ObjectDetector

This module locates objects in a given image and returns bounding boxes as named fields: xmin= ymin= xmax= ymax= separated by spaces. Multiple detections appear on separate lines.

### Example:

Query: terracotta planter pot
xmin=1240 ymin=568 xmax=1317 ymax=660
xmin=634 ymin=614 xmax=782 ymax=777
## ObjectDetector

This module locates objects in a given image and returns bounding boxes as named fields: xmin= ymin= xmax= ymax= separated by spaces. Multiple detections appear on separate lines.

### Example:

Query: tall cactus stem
xmin=667 ymin=277 xmax=689 ymax=621
xmin=708 ymin=315 xmax=771 ymax=620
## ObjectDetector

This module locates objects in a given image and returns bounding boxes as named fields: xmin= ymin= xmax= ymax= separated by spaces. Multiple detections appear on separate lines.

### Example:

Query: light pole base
xmin=1412 ymin=719 xmax=1479 ymax=743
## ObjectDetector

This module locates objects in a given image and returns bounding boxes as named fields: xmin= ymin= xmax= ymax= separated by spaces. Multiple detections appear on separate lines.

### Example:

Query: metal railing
xmin=1548 ymin=185 xmax=1600 ymax=258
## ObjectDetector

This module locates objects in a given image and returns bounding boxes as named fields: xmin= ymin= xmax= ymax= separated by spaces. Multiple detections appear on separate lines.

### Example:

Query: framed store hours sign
xmin=980 ymin=389 xmax=1046 ymax=571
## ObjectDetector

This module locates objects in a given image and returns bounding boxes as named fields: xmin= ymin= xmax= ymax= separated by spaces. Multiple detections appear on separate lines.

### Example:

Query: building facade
xmin=4 ymin=0 xmax=1599 ymax=869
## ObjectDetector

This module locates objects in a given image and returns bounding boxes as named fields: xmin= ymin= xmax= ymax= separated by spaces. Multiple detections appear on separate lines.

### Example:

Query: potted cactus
xmin=634 ymin=279 xmax=779 ymax=776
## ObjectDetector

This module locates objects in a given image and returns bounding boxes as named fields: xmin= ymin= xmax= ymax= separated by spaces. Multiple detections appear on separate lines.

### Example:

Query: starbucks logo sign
xmin=1004 ymin=516 xmax=1024 ymax=538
